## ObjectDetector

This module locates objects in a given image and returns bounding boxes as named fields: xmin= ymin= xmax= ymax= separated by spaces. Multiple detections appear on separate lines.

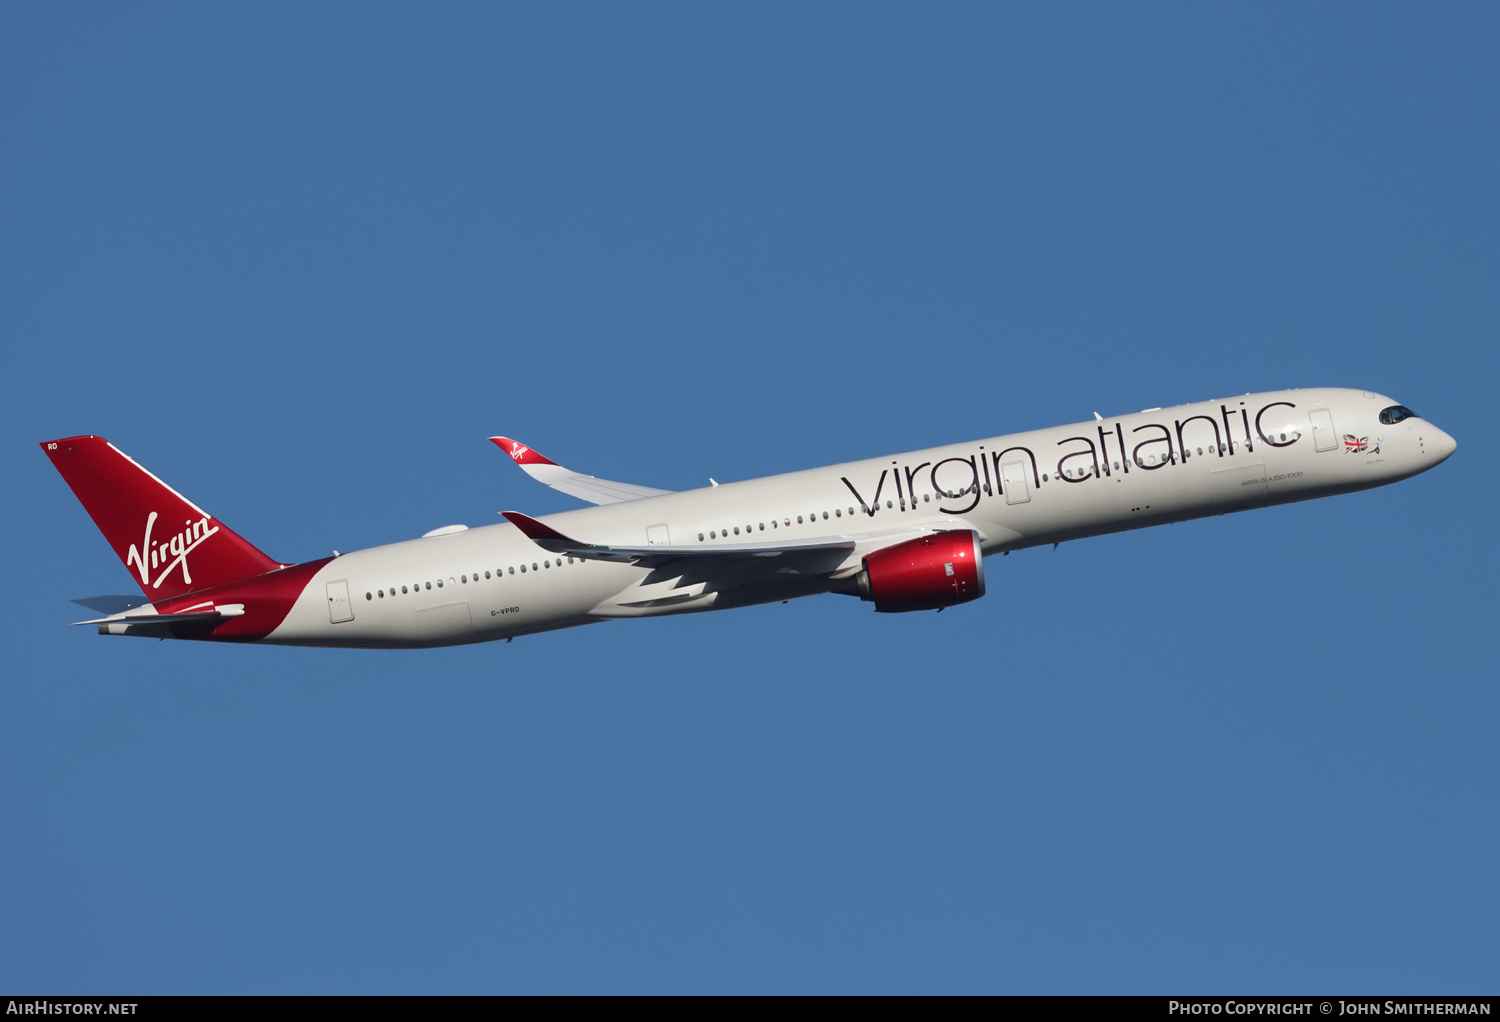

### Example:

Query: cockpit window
xmin=1379 ymin=405 xmax=1419 ymax=425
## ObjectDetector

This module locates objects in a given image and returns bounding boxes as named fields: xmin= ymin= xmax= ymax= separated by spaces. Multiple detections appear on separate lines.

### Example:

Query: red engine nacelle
xmin=855 ymin=530 xmax=986 ymax=613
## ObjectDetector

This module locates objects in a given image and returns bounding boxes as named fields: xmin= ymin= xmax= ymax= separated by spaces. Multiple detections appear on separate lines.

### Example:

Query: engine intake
xmin=855 ymin=530 xmax=985 ymax=613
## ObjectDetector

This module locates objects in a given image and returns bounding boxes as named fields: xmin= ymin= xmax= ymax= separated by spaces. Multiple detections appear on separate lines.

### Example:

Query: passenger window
xmin=835 ymin=509 xmax=842 ymax=517
xmin=402 ymin=586 xmax=408 ymax=594
xmin=366 ymin=592 xmax=372 ymax=600
xmin=797 ymin=516 xmax=803 ymax=524
xmin=822 ymin=511 xmax=829 ymax=520
xmin=532 ymin=563 xmax=538 ymax=572
xmin=509 ymin=567 xmax=514 ymax=575
xmin=759 ymin=523 xmax=764 ymax=531
xmin=520 ymin=565 xmax=526 ymax=573
xmin=425 ymin=581 xmax=432 ymax=590
xmin=437 ymin=579 xmax=443 ymax=588
xmin=734 ymin=527 xmax=740 ymax=535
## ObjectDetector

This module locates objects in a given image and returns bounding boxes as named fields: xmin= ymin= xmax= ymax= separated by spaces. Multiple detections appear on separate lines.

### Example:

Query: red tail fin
xmin=41 ymin=436 xmax=281 ymax=600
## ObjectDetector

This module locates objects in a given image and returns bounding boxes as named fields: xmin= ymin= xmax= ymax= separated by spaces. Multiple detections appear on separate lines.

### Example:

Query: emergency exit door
xmin=326 ymin=580 xmax=354 ymax=623
xmin=1000 ymin=460 xmax=1032 ymax=504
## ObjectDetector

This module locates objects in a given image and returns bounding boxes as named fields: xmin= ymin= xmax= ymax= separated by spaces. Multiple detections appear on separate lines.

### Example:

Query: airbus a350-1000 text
xmin=42 ymin=387 xmax=1455 ymax=648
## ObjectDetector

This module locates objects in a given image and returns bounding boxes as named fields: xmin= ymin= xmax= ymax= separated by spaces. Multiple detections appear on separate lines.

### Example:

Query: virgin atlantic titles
xmin=43 ymin=388 xmax=1455 ymax=648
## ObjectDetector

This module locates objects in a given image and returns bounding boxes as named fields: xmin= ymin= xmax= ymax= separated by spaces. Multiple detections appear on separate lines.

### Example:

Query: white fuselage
xmin=263 ymin=387 xmax=1455 ymax=648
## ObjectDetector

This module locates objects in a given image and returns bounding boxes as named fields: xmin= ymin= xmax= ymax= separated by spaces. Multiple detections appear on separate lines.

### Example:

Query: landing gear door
xmin=326 ymin=580 xmax=354 ymax=623
xmin=1000 ymin=460 xmax=1031 ymax=504
xmin=1309 ymin=409 xmax=1339 ymax=452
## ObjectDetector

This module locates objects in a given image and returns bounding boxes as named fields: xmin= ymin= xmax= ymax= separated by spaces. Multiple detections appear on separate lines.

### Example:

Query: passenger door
xmin=1308 ymin=409 xmax=1339 ymax=452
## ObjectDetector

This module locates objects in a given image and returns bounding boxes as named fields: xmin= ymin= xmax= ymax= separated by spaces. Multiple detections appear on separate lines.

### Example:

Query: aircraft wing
xmin=500 ymin=511 xmax=989 ymax=617
xmin=501 ymin=511 xmax=855 ymax=566
xmin=490 ymin=437 xmax=674 ymax=505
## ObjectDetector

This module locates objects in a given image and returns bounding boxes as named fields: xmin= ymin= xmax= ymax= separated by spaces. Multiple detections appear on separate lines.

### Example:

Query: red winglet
xmin=501 ymin=511 xmax=575 ymax=543
xmin=489 ymin=437 xmax=556 ymax=467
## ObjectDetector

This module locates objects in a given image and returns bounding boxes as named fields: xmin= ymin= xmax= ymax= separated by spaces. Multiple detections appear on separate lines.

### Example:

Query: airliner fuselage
xmin=44 ymin=387 xmax=1455 ymax=649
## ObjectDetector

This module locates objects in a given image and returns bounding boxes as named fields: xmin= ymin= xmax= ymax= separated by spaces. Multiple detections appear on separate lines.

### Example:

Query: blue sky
xmin=3 ymin=2 xmax=1496 ymax=993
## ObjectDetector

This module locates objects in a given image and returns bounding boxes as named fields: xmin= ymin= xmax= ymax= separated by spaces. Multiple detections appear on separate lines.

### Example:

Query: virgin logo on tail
xmin=509 ymin=442 xmax=530 ymax=462
xmin=125 ymin=511 xmax=220 ymax=589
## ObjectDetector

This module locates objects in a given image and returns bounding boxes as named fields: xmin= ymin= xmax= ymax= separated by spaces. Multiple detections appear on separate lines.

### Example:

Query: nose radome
xmin=1430 ymin=426 xmax=1457 ymax=462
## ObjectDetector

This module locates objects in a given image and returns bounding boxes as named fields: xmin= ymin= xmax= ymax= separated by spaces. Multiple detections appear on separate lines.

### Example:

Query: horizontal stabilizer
xmin=489 ymin=437 xmax=673 ymax=505
xmin=71 ymin=603 xmax=245 ymax=627
xmin=501 ymin=511 xmax=856 ymax=566
xmin=71 ymin=595 xmax=150 ymax=615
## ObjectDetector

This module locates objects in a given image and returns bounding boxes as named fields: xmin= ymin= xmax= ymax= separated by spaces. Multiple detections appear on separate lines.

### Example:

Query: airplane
xmin=41 ymin=387 xmax=1455 ymax=649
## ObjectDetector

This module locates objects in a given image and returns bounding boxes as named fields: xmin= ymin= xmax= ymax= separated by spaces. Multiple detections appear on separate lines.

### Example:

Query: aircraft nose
xmin=1429 ymin=425 xmax=1457 ymax=463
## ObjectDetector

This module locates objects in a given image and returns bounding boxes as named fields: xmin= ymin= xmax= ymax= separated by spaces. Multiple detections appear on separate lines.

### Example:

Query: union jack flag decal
xmin=1343 ymin=434 xmax=1369 ymax=453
